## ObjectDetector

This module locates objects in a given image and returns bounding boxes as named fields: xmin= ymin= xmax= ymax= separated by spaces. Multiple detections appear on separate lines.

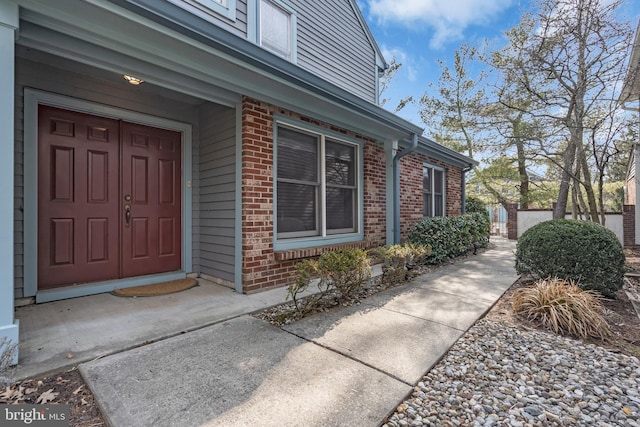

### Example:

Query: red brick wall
xmin=624 ymin=204 xmax=636 ymax=247
xmin=241 ymin=97 xmax=386 ymax=293
xmin=626 ymin=177 xmax=636 ymax=205
xmin=241 ymin=97 xmax=466 ymax=292
xmin=363 ymin=142 xmax=387 ymax=247
xmin=398 ymin=153 xmax=463 ymax=240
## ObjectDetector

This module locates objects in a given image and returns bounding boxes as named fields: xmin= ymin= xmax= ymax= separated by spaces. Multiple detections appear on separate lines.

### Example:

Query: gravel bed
xmin=383 ymin=319 xmax=640 ymax=427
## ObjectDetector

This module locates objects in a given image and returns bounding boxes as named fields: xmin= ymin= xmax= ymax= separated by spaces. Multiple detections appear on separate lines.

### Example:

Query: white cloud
xmin=381 ymin=46 xmax=419 ymax=81
xmin=367 ymin=0 xmax=514 ymax=48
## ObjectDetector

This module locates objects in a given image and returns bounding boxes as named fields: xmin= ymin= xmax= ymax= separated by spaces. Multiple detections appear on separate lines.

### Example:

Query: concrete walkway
xmin=80 ymin=238 xmax=517 ymax=427
xmin=14 ymin=279 xmax=297 ymax=380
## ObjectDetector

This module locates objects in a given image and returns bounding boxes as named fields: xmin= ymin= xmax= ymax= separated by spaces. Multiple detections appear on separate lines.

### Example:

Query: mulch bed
xmin=0 ymin=368 xmax=105 ymax=426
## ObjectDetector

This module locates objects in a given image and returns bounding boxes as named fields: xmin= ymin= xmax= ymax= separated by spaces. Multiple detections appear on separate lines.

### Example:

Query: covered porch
xmin=13 ymin=278 xmax=292 ymax=380
xmin=0 ymin=0 xmax=423 ymax=365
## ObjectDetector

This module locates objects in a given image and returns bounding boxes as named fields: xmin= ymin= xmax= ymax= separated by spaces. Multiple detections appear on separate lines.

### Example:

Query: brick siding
xmin=241 ymin=97 xmax=387 ymax=293
xmin=398 ymin=153 xmax=463 ymax=240
xmin=624 ymin=204 xmax=636 ymax=247
xmin=240 ymin=97 xmax=465 ymax=292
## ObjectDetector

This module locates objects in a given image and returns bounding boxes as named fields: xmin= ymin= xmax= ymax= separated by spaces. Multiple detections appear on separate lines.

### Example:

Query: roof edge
xmin=347 ymin=0 xmax=387 ymax=70
xmin=108 ymin=0 xmax=419 ymax=134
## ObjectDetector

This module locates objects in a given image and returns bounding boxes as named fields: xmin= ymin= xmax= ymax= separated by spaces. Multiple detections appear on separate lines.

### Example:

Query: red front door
xmin=38 ymin=105 xmax=182 ymax=290
xmin=121 ymin=122 xmax=182 ymax=277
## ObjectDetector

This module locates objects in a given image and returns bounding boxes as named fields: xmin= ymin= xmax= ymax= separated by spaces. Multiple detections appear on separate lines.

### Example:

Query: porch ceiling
xmin=15 ymin=0 xmax=420 ymax=143
xmin=16 ymin=46 xmax=215 ymax=108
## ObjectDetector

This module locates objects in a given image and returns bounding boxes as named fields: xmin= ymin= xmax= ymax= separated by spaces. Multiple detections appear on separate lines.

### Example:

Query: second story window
xmin=259 ymin=0 xmax=296 ymax=61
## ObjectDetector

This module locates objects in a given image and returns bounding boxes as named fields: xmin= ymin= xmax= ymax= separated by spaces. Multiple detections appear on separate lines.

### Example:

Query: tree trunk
xmin=579 ymin=150 xmax=599 ymax=224
xmin=516 ymin=138 xmax=530 ymax=209
xmin=554 ymin=139 xmax=577 ymax=219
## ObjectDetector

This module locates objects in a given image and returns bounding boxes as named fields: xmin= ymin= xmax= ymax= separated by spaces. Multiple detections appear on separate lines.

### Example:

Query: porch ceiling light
xmin=123 ymin=75 xmax=144 ymax=85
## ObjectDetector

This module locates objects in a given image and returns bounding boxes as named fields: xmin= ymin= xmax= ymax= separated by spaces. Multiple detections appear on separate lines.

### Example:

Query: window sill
xmin=274 ymin=240 xmax=375 ymax=261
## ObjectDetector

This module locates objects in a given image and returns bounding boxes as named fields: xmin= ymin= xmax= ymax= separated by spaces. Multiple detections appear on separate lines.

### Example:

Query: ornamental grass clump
xmin=0 ymin=337 xmax=17 ymax=387
xmin=512 ymin=277 xmax=610 ymax=340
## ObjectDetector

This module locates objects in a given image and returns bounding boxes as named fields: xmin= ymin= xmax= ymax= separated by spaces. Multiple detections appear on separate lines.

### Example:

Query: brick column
xmin=507 ymin=203 xmax=518 ymax=240
xmin=624 ymin=204 xmax=636 ymax=247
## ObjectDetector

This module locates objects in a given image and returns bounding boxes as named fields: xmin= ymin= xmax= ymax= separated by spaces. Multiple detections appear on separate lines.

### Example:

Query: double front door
xmin=38 ymin=105 xmax=182 ymax=290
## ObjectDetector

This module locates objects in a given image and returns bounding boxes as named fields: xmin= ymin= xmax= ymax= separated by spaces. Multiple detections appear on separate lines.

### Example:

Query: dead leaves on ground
xmin=0 ymin=375 xmax=67 ymax=405
xmin=36 ymin=389 xmax=59 ymax=404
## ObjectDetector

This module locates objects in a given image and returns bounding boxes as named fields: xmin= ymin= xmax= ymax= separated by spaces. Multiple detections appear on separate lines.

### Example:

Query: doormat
xmin=112 ymin=278 xmax=198 ymax=297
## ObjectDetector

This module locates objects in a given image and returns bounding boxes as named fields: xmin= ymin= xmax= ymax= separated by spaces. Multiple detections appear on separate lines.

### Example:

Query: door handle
xmin=124 ymin=204 xmax=131 ymax=227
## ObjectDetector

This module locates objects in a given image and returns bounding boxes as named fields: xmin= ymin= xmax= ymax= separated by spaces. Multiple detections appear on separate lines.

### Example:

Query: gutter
xmin=393 ymin=133 xmax=419 ymax=244
xmin=103 ymin=0 xmax=423 ymax=136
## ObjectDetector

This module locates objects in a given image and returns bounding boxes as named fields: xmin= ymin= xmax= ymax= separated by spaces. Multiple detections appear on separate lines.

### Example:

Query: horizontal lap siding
xmin=176 ymin=0 xmax=249 ymax=38
xmin=14 ymin=86 xmax=24 ymax=298
xmin=14 ymin=57 xmax=199 ymax=298
xmin=198 ymin=103 xmax=236 ymax=282
xmin=292 ymin=0 xmax=377 ymax=103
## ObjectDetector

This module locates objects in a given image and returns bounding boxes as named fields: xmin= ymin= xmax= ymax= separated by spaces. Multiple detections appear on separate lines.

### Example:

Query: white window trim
xmin=423 ymin=163 xmax=446 ymax=218
xmin=257 ymin=0 xmax=297 ymax=63
xmin=167 ymin=0 xmax=237 ymax=22
xmin=273 ymin=117 xmax=363 ymax=251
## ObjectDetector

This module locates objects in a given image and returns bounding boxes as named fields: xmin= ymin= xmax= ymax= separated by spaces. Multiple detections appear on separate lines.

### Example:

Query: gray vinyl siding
xmin=14 ymin=86 xmax=24 ymax=298
xmin=197 ymin=103 xmax=236 ymax=282
xmin=183 ymin=0 xmax=247 ymax=38
xmin=228 ymin=0 xmax=249 ymax=37
xmin=14 ymin=56 xmax=200 ymax=298
xmin=292 ymin=0 xmax=377 ymax=103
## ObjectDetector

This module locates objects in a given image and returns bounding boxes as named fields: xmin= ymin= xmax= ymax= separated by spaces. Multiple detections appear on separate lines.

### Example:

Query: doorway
xmin=37 ymin=105 xmax=182 ymax=290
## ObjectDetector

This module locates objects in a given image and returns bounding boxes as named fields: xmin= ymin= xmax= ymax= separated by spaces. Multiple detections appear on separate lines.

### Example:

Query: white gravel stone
xmin=382 ymin=319 xmax=640 ymax=427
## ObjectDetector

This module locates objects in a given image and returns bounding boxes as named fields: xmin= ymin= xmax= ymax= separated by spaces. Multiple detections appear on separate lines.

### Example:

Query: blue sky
xmin=358 ymin=0 xmax=640 ymax=129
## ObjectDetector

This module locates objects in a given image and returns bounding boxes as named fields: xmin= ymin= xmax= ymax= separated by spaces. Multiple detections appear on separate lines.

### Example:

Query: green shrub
xmin=512 ymin=277 xmax=610 ymax=339
xmin=286 ymin=248 xmax=371 ymax=316
xmin=316 ymin=248 xmax=371 ymax=300
xmin=407 ymin=213 xmax=490 ymax=264
xmin=286 ymin=259 xmax=332 ymax=316
xmin=465 ymin=197 xmax=490 ymax=221
xmin=515 ymin=219 xmax=625 ymax=297
xmin=377 ymin=243 xmax=432 ymax=285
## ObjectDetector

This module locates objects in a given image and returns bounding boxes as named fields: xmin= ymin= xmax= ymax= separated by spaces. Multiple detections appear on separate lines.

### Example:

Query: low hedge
xmin=407 ymin=212 xmax=490 ymax=264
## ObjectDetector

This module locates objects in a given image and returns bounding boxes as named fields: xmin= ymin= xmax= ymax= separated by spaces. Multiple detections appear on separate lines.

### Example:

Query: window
xmin=276 ymin=124 xmax=359 ymax=240
xmin=168 ymin=0 xmax=236 ymax=22
xmin=423 ymin=164 xmax=445 ymax=217
xmin=259 ymin=0 xmax=295 ymax=60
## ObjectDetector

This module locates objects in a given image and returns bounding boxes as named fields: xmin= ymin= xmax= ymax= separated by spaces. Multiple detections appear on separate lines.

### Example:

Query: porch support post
xmin=384 ymin=139 xmax=397 ymax=246
xmin=0 ymin=1 xmax=19 ymax=365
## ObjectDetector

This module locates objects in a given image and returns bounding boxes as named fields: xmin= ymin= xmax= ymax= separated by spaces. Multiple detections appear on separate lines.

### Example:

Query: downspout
xmin=393 ymin=133 xmax=419 ymax=244
xmin=461 ymin=163 xmax=474 ymax=213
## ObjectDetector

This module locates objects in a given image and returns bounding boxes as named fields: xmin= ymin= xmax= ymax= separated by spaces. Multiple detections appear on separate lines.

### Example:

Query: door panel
xmin=121 ymin=122 xmax=182 ymax=277
xmin=38 ymin=105 xmax=183 ymax=290
xmin=38 ymin=105 xmax=120 ymax=289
